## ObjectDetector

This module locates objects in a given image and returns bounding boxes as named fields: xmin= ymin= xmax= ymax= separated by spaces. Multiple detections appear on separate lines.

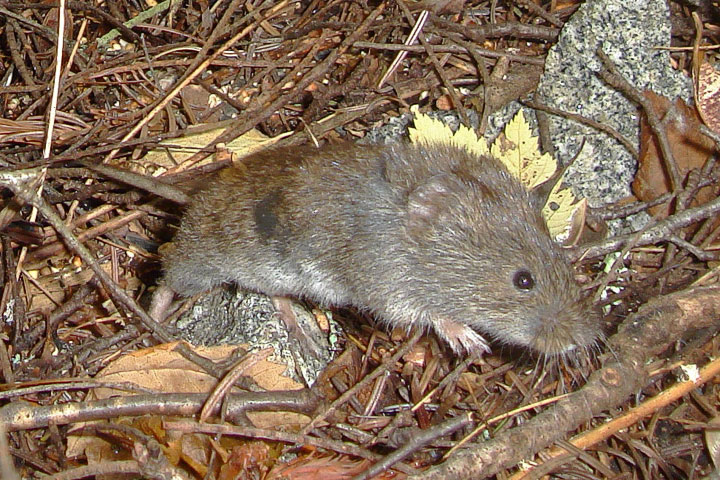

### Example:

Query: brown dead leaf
xmin=218 ymin=442 xmax=273 ymax=480
xmin=409 ymin=0 xmax=466 ymax=15
xmin=67 ymin=343 xmax=308 ymax=462
xmin=180 ymin=85 xmax=223 ymax=124
xmin=435 ymin=94 xmax=455 ymax=110
xmin=91 ymin=343 xmax=306 ymax=423
xmin=140 ymin=122 xmax=290 ymax=172
xmin=632 ymin=91 xmax=716 ymax=218
xmin=179 ymin=432 xmax=213 ymax=477
xmin=697 ymin=61 xmax=720 ymax=134
xmin=266 ymin=454 xmax=404 ymax=480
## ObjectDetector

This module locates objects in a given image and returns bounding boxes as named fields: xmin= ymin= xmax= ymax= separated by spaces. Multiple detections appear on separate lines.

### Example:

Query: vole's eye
xmin=513 ymin=270 xmax=535 ymax=290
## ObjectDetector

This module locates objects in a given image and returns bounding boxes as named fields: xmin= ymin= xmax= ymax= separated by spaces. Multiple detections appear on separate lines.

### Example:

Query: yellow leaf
xmin=408 ymin=106 xmax=489 ymax=156
xmin=490 ymin=110 xmax=556 ymax=188
xmin=543 ymin=181 xmax=586 ymax=245
xmin=453 ymin=123 xmax=490 ymax=157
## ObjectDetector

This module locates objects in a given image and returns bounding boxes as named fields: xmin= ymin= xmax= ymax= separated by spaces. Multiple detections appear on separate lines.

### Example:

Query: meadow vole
xmin=144 ymin=141 xmax=600 ymax=357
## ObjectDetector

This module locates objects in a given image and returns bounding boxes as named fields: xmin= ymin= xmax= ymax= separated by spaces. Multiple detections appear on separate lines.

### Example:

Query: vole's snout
xmin=528 ymin=305 xmax=602 ymax=356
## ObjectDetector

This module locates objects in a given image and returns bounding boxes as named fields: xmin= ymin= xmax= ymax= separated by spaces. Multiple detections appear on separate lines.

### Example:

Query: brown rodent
xmin=146 ymin=141 xmax=600 ymax=356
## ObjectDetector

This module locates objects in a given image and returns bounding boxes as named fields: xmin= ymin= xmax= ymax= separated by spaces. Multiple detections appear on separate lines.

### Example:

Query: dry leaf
xmin=141 ymin=123 xmax=292 ymax=171
xmin=218 ymin=442 xmax=272 ymax=480
xmin=67 ymin=343 xmax=307 ymax=462
xmin=697 ymin=61 xmax=720 ymax=134
xmin=266 ymin=454 xmax=401 ymax=480
xmin=633 ymin=92 xmax=716 ymax=218
xmin=435 ymin=94 xmax=455 ymax=110
xmin=180 ymin=85 xmax=223 ymax=124
xmin=90 ymin=343 xmax=304 ymax=417
xmin=544 ymin=192 xmax=587 ymax=246
xmin=180 ymin=432 xmax=213 ymax=477
xmin=490 ymin=109 xmax=556 ymax=189
xmin=705 ymin=416 xmax=720 ymax=475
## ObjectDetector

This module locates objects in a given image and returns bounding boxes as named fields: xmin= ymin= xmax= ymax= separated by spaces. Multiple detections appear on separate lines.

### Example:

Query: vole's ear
xmin=406 ymin=173 xmax=454 ymax=238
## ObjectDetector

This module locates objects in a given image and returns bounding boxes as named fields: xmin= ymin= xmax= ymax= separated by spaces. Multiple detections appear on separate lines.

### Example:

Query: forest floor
xmin=0 ymin=1 xmax=719 ymax=479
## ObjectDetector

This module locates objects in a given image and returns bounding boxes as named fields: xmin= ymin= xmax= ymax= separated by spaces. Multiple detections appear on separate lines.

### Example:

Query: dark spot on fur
xmin=254 ymin=191 xmax=281 ymax=240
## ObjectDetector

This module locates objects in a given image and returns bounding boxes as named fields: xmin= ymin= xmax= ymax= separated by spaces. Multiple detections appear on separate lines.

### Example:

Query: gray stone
xmin=535 ymin=0 xmax=691 ymax=231
xmin=173 ymin=288 xmax=336 ymax=386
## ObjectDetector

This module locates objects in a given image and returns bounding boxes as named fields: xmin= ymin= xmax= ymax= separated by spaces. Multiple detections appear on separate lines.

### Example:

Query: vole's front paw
xmin=433 ymin=317 xmax=491 ymax=355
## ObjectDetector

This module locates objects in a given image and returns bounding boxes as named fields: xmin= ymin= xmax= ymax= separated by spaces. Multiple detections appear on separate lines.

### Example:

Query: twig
xmin=43 ymin=0 xmax=65 ymax=158
xmin=80 ymin=162 xmax=190 ymax=204
xmin=513 ymin=351 xmax=720 ymax=478
xmin=523 ymin=100 xmax=639 ymax=158
xmin=176 ymin=1 xmax=388 ymax=170
xmin=164 ymin=420 xmax=417 ymax=475
xmin=15 ymin=0 xmax=66 ymax=282
xmin=377 ymin=7 xmax=428 ymax=89
xmin=0 ymin=390 xmax=320 ymax=431
xmin=572 ymin=194 xmax=720 ymax=262
xmin=353 ymin=413 xmax=472 ymax=480
xmin=443 ymin=392 xmax=570 ymax=460
xmin=0 ymin=7 xmax=62 ymax=58
xmin=62 ymin=0 xmax=138 ymax=43
xmin=668 ymin=234 xmax=715 ymax=261
xmin=27 ymin=209 xmax=146 ymax=261
xmin=451 ymin=37 xmax=491 ymax=132
xmin=0 ymin=380 xmax=154 ymax=401
xmin=354 ymin=41 xmax=545 ymax=65
xmin=397 ymin=1 xmax=469 ymax=126
xmin=199 ymin=348 xmax=273 ymax=421
xmin=0 ymin=168 xmax=223 ymax=376
xmin=412 ymin=286 xmax=720 ymax=479
xmin=95 ymin=0 xmax=169 ymax=46
xmin=596 ymin=49 xmax=682 ymax=190
xmin=589 ymin=177 xmax=716 ymax=221
xmin=5 ymin=20 xmax=40 ymax=95
xmin=107 ymin=0 xmax=289 ymax=163
xmin=302 ymin=328 xmax=422 ymax=435
xmin=700 ymin=124 xmax=720 ymax=146
xmin=516 ymin=0 xmax=563 ymax=27
xmin=428 ymin=14 xmax=559 ymax=43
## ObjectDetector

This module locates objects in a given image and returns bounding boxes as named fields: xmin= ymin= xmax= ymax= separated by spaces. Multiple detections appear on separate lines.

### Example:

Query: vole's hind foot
xmin=433 ymin=317 xmax=491 ymax=355
xmin=271 ymin=296 xmax=328 ymax=362
xmin=149 ymin=284 xmax=175 ymax=322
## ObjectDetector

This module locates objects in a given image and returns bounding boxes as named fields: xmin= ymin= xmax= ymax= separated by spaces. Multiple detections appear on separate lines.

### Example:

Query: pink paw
xmin=434 ymin=317 xmax=491 ymax=355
